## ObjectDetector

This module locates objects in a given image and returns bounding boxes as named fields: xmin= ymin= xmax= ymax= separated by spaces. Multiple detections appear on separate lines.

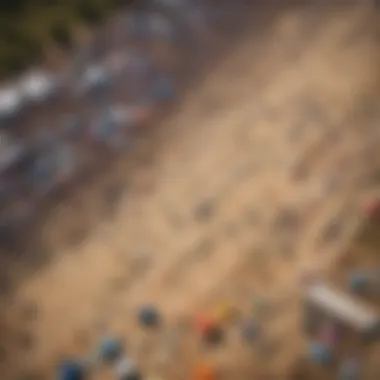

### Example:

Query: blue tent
xmin=58 ymin=360 xmax=85 ymax=380
xmin=98 ymin=336 xmax=123 ymax=362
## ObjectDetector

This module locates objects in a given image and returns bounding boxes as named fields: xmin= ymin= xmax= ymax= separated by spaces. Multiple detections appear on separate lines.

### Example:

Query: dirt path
xmin=2 ymin=2 xmax=380 ymax=379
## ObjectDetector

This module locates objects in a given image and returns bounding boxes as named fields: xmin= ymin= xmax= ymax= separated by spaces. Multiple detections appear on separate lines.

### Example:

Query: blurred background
xmin=1 ymin=1 xmax=380 ymax=380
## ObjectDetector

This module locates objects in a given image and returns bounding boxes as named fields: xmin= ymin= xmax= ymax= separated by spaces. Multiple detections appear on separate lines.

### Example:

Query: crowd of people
xmin=0 ymin=0 xmax=250 ymax=249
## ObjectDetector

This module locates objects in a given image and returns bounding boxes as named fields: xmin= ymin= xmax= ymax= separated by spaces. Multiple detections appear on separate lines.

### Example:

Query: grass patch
xmin=0 ymin=0 xmax=135 ymax=79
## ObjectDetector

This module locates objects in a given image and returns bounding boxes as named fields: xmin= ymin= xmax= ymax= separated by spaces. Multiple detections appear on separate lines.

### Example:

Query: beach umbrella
xmin=194 ymin=313 xmax=223 ymax=345
xmin=98 ymin=336 xmax=124 ymax=362
xmin=193 ymin=363 xmax=217 ymax=380
xmin=58 ymin=360 xmax=86 ymax=380
xmin=138 ymin=305 xmax=161 ymax=328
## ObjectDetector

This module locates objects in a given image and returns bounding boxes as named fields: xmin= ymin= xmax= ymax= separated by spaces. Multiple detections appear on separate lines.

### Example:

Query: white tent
xmin=20 ymin=71 xmax=58 ymax=104
xmin=0 ymin=86 xmax=24 ymax=120
xmin=74 ymin=64 xmax=110 ymax=96
xmin=306 ymin=283 xmax=380 ymax=334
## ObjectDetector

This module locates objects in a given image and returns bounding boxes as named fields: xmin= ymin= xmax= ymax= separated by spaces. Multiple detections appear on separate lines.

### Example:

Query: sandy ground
xmin=2 ymin=2 xmax=380 ymax=379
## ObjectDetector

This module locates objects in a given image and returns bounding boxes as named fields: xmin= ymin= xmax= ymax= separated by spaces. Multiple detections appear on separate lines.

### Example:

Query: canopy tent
xmin=20 ymin=71 xmax=59 ymax=105
xmin=0 ymin=86 xmax=24 ymax=122
xmin=74 ymin=65 xmax=111 ymax=98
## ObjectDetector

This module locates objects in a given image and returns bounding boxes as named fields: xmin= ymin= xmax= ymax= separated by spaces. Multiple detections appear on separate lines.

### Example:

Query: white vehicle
xmin=0 ymin=86 xmax=24 ymax=120
xmin=75 ymin=65 xmax=110 ymax=96
xmin=20 ymin=71 xmax=58 ymax=104
xmin=304 ymin=282 xmax=380 ymax=339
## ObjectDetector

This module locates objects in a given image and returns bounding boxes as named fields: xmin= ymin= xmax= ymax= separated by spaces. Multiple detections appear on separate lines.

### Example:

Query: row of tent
xmin=0 ymin=18 xmax=171 ymax=122
xmin=0 ymin=72 xmax=59 ymax=121
xmin=0 ymin=95 xmax=168 ymax=191
xmin=0 ymin=81 xmax=175 ymax=234
xmin=0 ymin=0 xmax=250 ymax=240
xmin=0 ymin=0 xmax=249 ymax=123
xmin=0 ymin=0 xmax=209 ymax=123
xmin=0 ymin=59 xmax=156 ymax=124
